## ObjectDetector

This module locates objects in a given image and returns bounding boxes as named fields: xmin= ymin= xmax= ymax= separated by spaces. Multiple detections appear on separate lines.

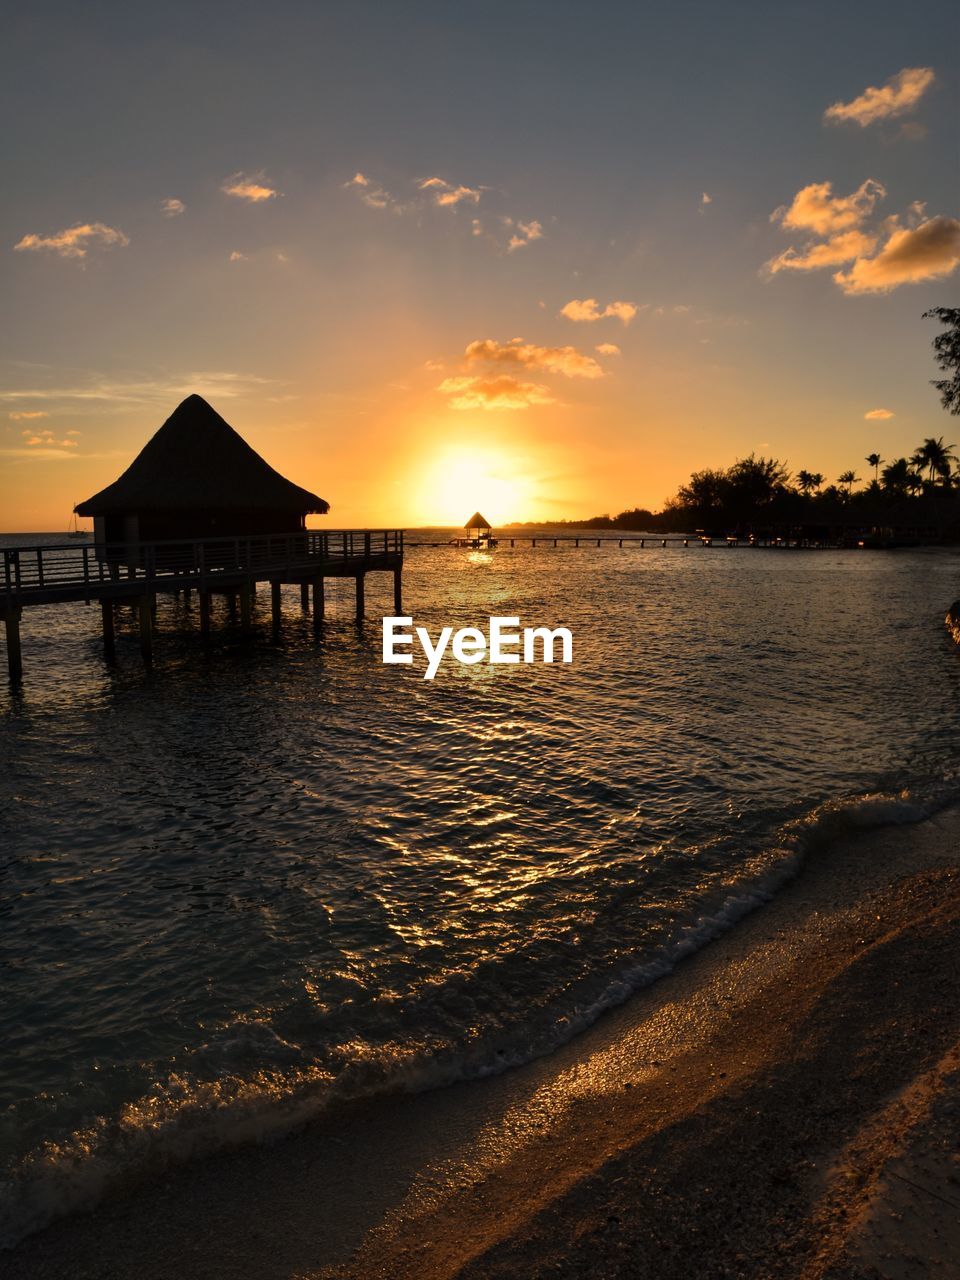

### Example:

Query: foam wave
xmin=0 ymin=786 xmax=951 ymax=1252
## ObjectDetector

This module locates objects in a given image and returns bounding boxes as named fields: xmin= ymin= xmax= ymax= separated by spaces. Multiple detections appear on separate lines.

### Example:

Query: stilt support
xmin=312 ymin=576 xmax=325 ymax=628
xmin=101 ymin=599 xmax=116 ymax=662
xmin=355 ymin=572 xmax=365 ymax=622
xmin=4 ymin=608 xmax=23 ymax=683
xmin=199 ymin=592 xmax=211 ymax=639
xmin=393 ymin=567 xmax=402 ymax=615
xmin=240 ymin=583 xmax=253 ymax=631
xmin=138 ymin=596 xmax=153 ymax=664
xmin=300 ymin=582 xmax=310 ymax=612
xmin=271 ymin=581 xmax=282 ymax=633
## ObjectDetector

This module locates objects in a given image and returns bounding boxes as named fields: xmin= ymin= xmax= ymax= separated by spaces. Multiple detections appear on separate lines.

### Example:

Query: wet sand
xmin=4 ymin=808 xmax=960 ymax=1280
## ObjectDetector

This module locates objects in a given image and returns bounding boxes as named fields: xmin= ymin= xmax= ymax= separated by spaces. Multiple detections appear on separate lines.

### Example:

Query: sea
xmin=2 ymin=528 xmax=960 ymax=1247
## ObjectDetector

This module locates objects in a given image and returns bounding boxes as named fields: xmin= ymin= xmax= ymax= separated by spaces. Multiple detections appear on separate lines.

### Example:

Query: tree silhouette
xmin=881 ymin=458 xmax=911 ymax=494
xmin=796 ymin=469 xmax=815 ymax=494
xmin=838 ymin=470 xmax=859 ymax=499
xmin=911 ymin=436 xmax=957 ymax=486
xmin=865 ymin=452 xmax=883 ymax=483
xmin=924 ymin=307 xmax=960 ymax=415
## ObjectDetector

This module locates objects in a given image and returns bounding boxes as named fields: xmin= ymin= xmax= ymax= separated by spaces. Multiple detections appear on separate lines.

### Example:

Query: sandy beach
xmin=4 ymin=805 xmax=958 ymax=1280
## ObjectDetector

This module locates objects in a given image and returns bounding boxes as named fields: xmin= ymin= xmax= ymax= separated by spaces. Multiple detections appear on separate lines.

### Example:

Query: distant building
xmin=75 ymin=394 xmax=328 ymax=545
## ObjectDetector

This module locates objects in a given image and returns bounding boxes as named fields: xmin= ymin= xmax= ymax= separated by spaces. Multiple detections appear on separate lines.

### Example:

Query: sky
xmin=1 ymin=0 xmax=958 ymax=531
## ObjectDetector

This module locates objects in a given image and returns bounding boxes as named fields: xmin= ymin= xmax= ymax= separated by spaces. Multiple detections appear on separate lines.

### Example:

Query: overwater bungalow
xmin=75 ymin=394 xmax=329 ymax=546
xmin=451 ymin=511 xmax=497 ymax=549
xmin=2 ymin=395 xmax=403 ymax=681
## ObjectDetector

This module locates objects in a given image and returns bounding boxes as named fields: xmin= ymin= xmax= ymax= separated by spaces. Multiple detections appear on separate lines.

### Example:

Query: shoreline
xmin=4 ymin=808 xmax=960 ymax=1279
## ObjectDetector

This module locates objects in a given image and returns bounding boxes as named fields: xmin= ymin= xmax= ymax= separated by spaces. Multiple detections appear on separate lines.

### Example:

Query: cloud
xmin=438 ymin=374 xmax=555 ymax=411
xmin=345 ymin=171 xmax=542 ymax=250
xmin=824 ymin=67 xmax=935 ymax=127
xmin=766 ymin=228 xmax=878 ymax=274
xmin=344 ymin=172 xmax=399 ymax=211
xmin=595 ymin=343 xmax=621 ymax=356
xmin=504 ymin=218 xmax=543 ymax=251
xmin=221 ymin=171 xmax=279 ymax=202
xmin=0 ymin=370 xmax=276 ymax=410
xmin=8 ymin=410 xmax=49 ymax=420
xmin=0 ymin=447 xmax=83 ymax=461
xmin=700 ymin=192 xmax=712 ymax=208
xmin=418 ymin=177 xmax=483 ymax=207
xmin=13 ymin=222 xmax=130 ymax=260
xmin=161 ymin=198 xmax=185 ymax=217
xmin=560 ymin=298 xmax=639 ymax=324
xmin=864 ymin=408 xmax=894 ymax=420
xmin=21 ymin=428 xmax=78 ymax=449
xmin=771 ymin=179 xmax=886 ymax=236
xmin=464 ymin=338 xmax=604 ymax=379
xmin=229 ymin=250 xmax=247 ymax=261
xmin=834 ymin=216 xmax=960 ymax=295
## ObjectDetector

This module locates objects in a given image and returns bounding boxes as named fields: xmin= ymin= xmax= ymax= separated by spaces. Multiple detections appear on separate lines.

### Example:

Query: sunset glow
xmin=410 ymin=446 xmax=538 ymax=528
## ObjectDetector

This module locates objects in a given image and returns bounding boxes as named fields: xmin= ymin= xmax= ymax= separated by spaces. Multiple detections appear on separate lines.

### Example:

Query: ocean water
xmin=2 ymin=530 xmax=960 ymax=1246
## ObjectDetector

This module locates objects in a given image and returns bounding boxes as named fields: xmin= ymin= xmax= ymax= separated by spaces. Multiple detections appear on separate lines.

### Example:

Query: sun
xmin=412 ymin=445 xmax=534 ymax=526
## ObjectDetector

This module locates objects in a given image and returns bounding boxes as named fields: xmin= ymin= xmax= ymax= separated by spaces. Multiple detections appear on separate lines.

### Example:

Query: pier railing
xmin=2 ymin=530 xmax=404 ymax=605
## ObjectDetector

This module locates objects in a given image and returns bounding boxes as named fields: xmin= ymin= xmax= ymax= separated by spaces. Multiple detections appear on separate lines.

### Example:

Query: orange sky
xmin=1 ymin=8 xmax=957 ymax=532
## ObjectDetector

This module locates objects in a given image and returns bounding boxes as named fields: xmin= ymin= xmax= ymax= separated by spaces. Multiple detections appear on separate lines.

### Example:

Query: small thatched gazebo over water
xmin=75 ymin=394 xmax=328 ymax=545
xmin=465 ymin=511 xmax=492 ymax=539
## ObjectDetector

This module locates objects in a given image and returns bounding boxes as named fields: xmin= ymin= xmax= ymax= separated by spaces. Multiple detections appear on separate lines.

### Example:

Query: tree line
xmin=581 ymin=307 xmax=960 ymax=537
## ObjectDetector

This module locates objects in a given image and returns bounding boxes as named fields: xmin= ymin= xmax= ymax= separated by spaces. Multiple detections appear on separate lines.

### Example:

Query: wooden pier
xmin=1 ymin=530 xmax=403 ymax=682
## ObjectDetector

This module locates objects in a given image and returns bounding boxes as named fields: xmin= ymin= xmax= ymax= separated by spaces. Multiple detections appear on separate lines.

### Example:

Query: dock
xmin=1 ymin=530 xmax=403 ymax=682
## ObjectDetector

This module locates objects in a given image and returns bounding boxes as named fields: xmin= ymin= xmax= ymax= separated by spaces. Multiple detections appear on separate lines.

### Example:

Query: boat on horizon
xmin=67 ymin=506 xmax=90 ymax=539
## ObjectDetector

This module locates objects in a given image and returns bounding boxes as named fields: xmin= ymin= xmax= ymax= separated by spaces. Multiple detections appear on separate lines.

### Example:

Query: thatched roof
xmin=464 ymin=511 xmax=491 ymax=530
xmin=75 ymin=395 xmax=329 ymax=516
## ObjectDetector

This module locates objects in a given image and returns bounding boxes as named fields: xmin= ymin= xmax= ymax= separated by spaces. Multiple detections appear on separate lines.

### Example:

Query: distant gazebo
xmin=75 ymin=394 xmax=328 ymax=545
xmin=464 ymin=511 xmax=492 ymax=539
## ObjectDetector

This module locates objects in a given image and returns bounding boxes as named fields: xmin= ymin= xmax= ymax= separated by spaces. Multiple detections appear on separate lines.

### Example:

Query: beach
xmin=5 ymin=803 xmax=958 ymax=1280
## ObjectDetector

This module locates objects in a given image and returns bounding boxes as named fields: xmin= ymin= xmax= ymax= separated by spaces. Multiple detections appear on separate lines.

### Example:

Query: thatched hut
xmin=75 ymin=394 xmax=328 ymax=545
xmin=464 ymin=511 xmax=492 ymax=539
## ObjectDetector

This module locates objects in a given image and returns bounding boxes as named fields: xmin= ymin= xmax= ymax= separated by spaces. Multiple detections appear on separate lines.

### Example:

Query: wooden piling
xmin=199 ymin=592 xmax=211 ymax=639
xmin=4 ymin=607 xmax=23 ymax=683
xmin=312 ymin=576 xmax=324 ymax=628
xmin=240 ymin=583 xmax=252 ymax=631
xmin=138 ymin=596 xmax=153 ymax=664
xmin=355 ymin=572 xmax=365 ymax=622
xmin=100 ymin=599 xmax=116 ymax=662
xmin=271 ymin=581 xmax=282 ymax=633
xmin=393 ymin=567 xmax=402 ymax=614
xmin=300 ymin=582 xmax=310 ymax=612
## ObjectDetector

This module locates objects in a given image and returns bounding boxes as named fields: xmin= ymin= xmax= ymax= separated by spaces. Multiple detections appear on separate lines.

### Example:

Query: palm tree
xmin=881 ymin=457 xmax=911 ymax=494
xmin=838 ymin=470 xmax=859 ymax=499
xmin=911 ymin=436 xmax=957 ymax=486
xmin=866 ymin=453 xmax=883 ymax=483
xmin=796 ymin=469 xmax=815 ymax=495
xmin=809 ymin=472 xmax=824 ymax=493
